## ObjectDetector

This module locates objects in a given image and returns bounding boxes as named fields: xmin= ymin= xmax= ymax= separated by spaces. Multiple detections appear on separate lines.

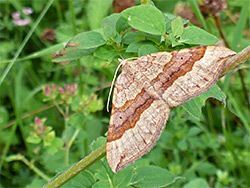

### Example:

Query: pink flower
xmin=22 ymin=7 xmax=33 ymax=15
xmin=13 ymin=18 xmax=31 ymax=26
xmin=35 ymin=117 xmax=41 ymax=126
xmin=63 ymin=84 xmax=69 ymax=92
xmin=12 ymin=12 xmax=20 ymax=19
xmin=58 ymin=87 xmax=64 ymax=93
xmin=45 ymin=85 xmax=51 ymax=96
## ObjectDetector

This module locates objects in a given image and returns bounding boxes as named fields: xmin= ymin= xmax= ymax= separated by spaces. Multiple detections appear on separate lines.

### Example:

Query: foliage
xmin=0 ymin=0 xmax=249 ymax=187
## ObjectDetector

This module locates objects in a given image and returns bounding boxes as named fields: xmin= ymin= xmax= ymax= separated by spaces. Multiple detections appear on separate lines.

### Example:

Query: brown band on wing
xmin=152 ymin=46 xmax=207 ymax=91
xmin=107 ymin=89 xmax=154 ymax=142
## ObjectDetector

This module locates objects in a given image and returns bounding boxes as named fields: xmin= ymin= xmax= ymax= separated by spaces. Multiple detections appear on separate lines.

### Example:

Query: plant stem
xmin=55 ymin=0 xmax=63 ymax=24
xmin=54 ymin=101 xmax=65 ymax=117
xmin=215 ymin=16 xmax=229 ymax=48
xmin=0 ymin=123 xmax=18 ymax=171
xmin=238 ymin=69 xmax=250 ymax=108
xmin=5 ymin=154 xmax=51 ymax=181
xmin=64 ymin=105 xmax=69 ymax=166
xmin=221 ymin=107 xmax=250 ymax=186
xmin=188 ymin=0 xmax=208 ymax=30
xmin=68 ymin=0 xmax=83 ymax=94
xmin=68 ymin=129 xmax=80 ymax=149
xmin=4 ymin=103 xmax=62 ymax=129
xmin=220 ymin=45 xmax=250 ymax=77
xmin=43 ymin=144 xmax=106 ymax=188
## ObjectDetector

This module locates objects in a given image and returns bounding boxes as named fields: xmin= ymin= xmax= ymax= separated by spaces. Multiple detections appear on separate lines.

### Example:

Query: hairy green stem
xmin=221 ymin=45 xmax=250 ymax=77
xmin=43 ymin=144 xmax=106 ymax=188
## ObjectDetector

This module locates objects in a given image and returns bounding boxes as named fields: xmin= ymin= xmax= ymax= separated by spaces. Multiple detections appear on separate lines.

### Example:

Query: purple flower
xmin=12 ymin=12 xmax=20 ymax=19
xmin=13 ymin=18 xmax=31 ymax=26
xmin=22 ymin=7 xmax=33 ymax=15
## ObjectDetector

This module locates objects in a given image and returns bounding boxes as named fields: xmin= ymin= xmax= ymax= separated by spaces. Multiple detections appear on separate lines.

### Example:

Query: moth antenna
xmin=107 ymin=59 xmax=125 ymax=112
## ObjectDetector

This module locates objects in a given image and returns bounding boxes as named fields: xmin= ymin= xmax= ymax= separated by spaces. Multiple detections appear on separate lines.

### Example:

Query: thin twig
xmin=238 ymin=69 xmax=250 ymax=109
xmin=4 ymin=103 xmax=59 ymax=129
xmin=215 ymin=16 xmax=230 ymax=48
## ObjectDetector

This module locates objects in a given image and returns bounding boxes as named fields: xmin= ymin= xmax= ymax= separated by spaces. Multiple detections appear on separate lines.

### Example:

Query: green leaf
xmin=0 ymin=106 xmax=8 ymax=127
xmin=94 ymin=165 xmax=110 ymax=181
xmin=90 ymin=136 xmax=107 ymax=151
xmin=116 ymin=16 xmax=129 ymax=33
xmin=42 ymin=150 xmax=66 ymax=173
xmin=85 ymin=119 xmax=103 ymax=151
xmin=26 ymin=177 xmax=47 ymax=188
xmin=122 ymin=32 xmax=161 ymax=45
xmin=113 ymin=167 xmax=134 ymax=188
xmin=126 ymin=41 xmax=154 ymax=53
xmin=187 ymin=127 xmax=202 ymax=137
xmin=46 ymin=137 xmax=64 ymax=154
xmin=121 ymin=5 xmax=166 ymax=36
xmin=44 ymin=131 xmax=55 ymax=146
xmin=138 ymin=44 xmax=159 ymax=57
xmin=66 ymin=31 xmax=106 ymax=50
xmin=46 ymin=144 xmax=59 ymax=154
xmin=171 ymin=16 xmax=184 ymax=38
xmin=131 ymin=166 xmax=179 ymax=187
xmin=184 ymin=178 xmax=209 ymax=188
xmin=196 ymin=162 xmax=217 ymax=175
xmin=0 ymin=129 xmax=19 ymax=145
xmin=92 ymin=180 xmax=111 ymax=188
xmin=63 ymin=170 xmax=95 ymax=188
xmin=177 ymin=139 xmax=188 ymax=151
xmin=94 ymin=46 xmax=119 ymax=60
xmin=180 ymin=26 xmax=218 ymax=45
xmin=27 ymin=134 xmax=41 ymax=144
xmin=84 ymin=96 xmax=103 ymax=114
xmin=52 ymin=48 xmax=96 ymax=62
xmin=169 ymin=33 xmax=183 ymax=47
xmin=101 ymin=14 xmax=120 ymax=40
xmin=68 ymin=112 xmax=86 ymax=129
xmin=87 ymin=0 xmax=113 ymax=30
xmin=181 ymin=84 xmax=226 ymax=120
xmin=55 ymin=24 xmax=74 ymax=43
xmin=53 ymin=31 xmax=106 ymax=62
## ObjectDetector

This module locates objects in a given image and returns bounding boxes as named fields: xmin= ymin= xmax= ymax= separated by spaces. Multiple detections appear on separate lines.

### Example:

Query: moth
xmin=106 ymin=46 xmax=236 ymax=173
